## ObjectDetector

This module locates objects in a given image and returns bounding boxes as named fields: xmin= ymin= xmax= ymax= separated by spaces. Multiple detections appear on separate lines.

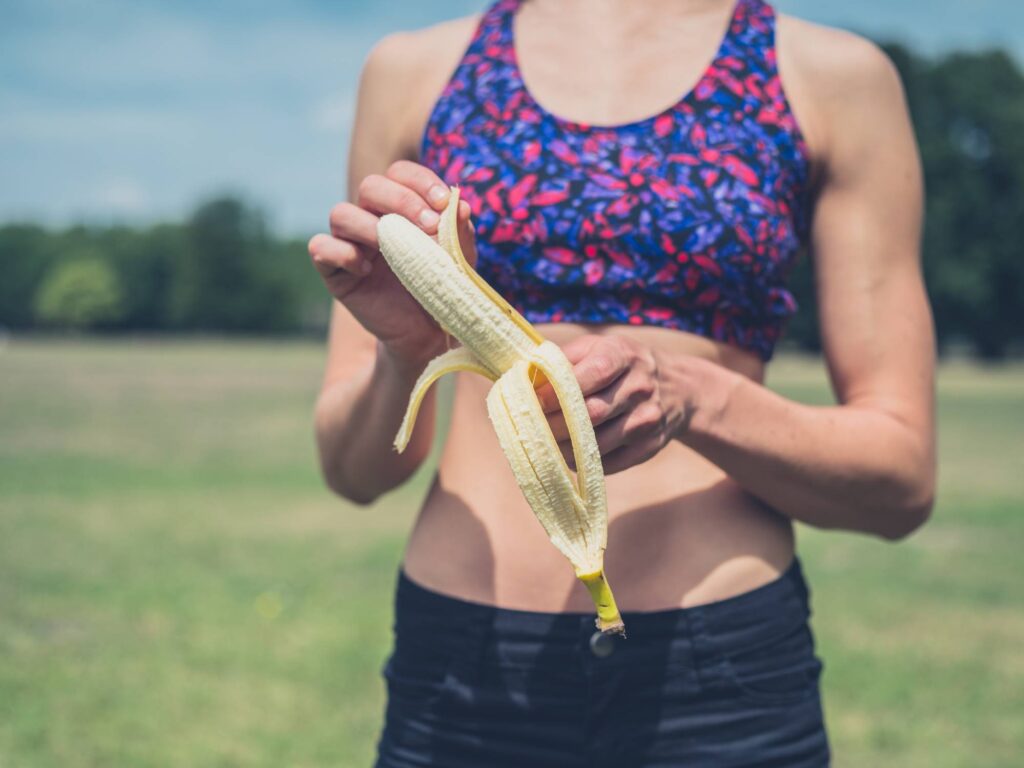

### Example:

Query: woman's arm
xmin=310 ymin=32 xmax=474 ymax=505
xmin=680 ymin=35 xmax=935 ymax=539
xmin=544 ymin=33 xmax=936 ymax=540
xmin=314 ymin=330 xmax=445 ymax=506
xmin=313 ymin=34 xmax=438 ymax=505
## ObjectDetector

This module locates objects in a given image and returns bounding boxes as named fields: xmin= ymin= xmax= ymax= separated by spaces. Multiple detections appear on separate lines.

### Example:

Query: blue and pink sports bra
xmin=419 ymin=0 xmax=812 ymax=361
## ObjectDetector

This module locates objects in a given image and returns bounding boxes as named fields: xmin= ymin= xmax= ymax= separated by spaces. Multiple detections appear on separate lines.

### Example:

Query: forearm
xmin=672 ymin=355 xmax=935 ymax=540
xmin=314 ymin=341 xmax=439 ymax=505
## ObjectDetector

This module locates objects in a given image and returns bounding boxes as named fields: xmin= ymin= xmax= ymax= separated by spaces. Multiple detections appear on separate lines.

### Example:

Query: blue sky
xmin=2 ymin=0 xmax=1021 ymax=236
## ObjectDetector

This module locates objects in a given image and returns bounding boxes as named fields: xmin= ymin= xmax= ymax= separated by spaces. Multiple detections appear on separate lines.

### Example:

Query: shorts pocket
xmin=382 ymin=627 xmax=476 ymax=711
xmin=722 ymin=622 xmax=823 ymax=706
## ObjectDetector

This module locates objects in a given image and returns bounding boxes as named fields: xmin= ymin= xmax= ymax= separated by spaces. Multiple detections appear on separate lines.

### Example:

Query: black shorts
xmin=375 ymin=557 xmax=830 ymax=767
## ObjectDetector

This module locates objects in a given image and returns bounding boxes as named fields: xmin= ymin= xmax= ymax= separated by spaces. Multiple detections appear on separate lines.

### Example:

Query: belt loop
xmin=454 ymin=605 xmax=490 ymax=689
xmin=791 ymin=556 xmax=812 ymax=613
xmin=688 ymin=605 xmax=728 ymax=693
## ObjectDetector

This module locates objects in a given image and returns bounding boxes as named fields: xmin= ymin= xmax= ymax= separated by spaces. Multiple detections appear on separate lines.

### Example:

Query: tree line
xmin=1 ymin=42 xmax=1022 ymax=358
xmin=0 ymin=198 xmax=328 ymax=336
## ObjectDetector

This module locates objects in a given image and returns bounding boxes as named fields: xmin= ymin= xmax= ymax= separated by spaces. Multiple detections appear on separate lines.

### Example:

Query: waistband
xmin=394 ymin=557 xmax=810 ymax=651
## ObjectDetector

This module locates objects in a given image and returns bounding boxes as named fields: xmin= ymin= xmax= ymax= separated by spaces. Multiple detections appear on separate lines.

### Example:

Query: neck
xmin=526 ymin=0 xmax=736 ymax=14
xmin=521 ymin=0 xmax=739 ymax=31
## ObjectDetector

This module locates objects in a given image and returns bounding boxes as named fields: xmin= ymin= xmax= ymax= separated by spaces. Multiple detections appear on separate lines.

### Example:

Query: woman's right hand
xmin=307 ymin=160 xmax=478 ymax=368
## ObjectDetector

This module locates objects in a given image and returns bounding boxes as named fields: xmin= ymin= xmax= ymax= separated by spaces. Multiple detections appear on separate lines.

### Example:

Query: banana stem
xmin=578 ymin=569 xmax=626 ymax=636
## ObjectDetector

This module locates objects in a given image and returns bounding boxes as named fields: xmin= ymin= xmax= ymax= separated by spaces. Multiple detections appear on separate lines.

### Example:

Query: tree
xmin=888 ymin=44 xmax=1024 ymax=358
xmin=170 ymin=197 xmax=300 ymax=332
xmin=0 ymin=224 xmax=56 ymax=329
xmin=784 ymin=43 xmax=1024 ymax=359
xmin=34 ymin=256 xmax=125 ymax=330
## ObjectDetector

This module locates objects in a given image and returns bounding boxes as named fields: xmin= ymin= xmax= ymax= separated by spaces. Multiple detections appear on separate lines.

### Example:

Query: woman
xmin=308 ymin=0 xmax=935 ymax=764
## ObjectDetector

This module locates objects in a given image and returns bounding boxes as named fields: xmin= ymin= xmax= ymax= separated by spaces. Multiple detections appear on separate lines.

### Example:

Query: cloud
xmin=90 ymin=176 xmax=150 ymax=215
xmin=310 ymin=91 xmax=356 ymax=135
xmin=1 ymin=0 xmax=1022 ymax=235
xmin=0 ymin=102 xmax=196 ymax=142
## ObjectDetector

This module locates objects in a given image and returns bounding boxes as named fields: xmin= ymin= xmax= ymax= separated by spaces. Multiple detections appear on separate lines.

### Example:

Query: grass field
xmin=1 ymin=338 xmax=1022 ymax=767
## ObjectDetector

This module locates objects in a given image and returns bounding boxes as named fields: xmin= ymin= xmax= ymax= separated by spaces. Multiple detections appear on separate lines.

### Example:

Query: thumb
xmin=457 ymin=200 xmax=479 ymax=269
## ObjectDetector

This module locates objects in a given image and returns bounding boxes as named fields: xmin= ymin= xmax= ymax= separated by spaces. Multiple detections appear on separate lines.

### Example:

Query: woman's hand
xmin=537 ymin=334 xmax=696 ymax=475
xmin=307 ymin=160 xmax=478 ymax=368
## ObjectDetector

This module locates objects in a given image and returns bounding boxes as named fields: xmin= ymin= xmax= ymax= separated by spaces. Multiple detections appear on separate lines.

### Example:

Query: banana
xmin=377 ymin=186 xmax=625 ymax=635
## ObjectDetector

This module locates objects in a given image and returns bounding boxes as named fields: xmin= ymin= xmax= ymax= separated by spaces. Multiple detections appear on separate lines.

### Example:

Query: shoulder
xmin=361 ymin=13 xmax=483 ymax=84
xmin=777 ymin=15 xmax=904 ymax=107
xmin=774 ymin=14 xmax=909 ymax=165
xmin=356 ymin=14 xmax=484 ymax=158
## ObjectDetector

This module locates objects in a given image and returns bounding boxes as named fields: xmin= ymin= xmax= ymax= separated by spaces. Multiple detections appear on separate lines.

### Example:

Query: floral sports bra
xmin=419 ymin=0 xmax=812 ymax=361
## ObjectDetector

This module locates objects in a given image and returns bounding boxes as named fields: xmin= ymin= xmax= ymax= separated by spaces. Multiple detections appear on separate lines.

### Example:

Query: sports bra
xmin=418 ymin=0 xmax=812 ymax=361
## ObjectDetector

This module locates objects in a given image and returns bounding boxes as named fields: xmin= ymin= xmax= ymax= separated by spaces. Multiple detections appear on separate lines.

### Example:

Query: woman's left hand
xmin=536 ymin=334 xmax=694 ymax=475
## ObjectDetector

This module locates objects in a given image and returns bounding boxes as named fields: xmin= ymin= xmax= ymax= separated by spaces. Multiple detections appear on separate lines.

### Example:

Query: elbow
xmin=316 ymin=438 xmax=387 ymax=506
xmin=313 ymin=419 xmax=384 ymax=507
xmin=323 ymin=471 xmax=381 ymax=507
xmin=876 ymin=475 xmax=936 ymax=542
xmin=872 ymin=427 xmax=937 ymax=541
xmin=315 ymin=438 xmax=386 ymax=507
xmin=877 ymin=496 xmax=933 ymax=541
xmin=314 ymin=423 xmax=422 ymax=507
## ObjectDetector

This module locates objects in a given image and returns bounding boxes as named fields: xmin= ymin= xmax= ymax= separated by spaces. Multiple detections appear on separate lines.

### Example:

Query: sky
xmin=2 ymin=0 xmax=1022 ymax=236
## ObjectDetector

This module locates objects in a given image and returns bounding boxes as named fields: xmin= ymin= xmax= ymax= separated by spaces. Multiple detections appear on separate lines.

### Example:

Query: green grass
xmin=1 ymin=338 xmax=1022 ymax=767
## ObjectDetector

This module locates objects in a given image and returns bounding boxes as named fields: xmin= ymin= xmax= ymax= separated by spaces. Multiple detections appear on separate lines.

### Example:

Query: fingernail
xmin=419 ymin=209 xmax=440 ymax=228
xmin=427 ymin=185 xmax=449 ymax=207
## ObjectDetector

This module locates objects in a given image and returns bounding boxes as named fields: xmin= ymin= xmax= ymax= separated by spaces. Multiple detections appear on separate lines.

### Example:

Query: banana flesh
xmin=377 ymin=186 xmax=625 ymax=635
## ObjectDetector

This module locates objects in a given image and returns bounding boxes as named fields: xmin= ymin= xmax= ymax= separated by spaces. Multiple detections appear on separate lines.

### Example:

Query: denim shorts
xmin=374 ymin=557 xmax=830 ymax=767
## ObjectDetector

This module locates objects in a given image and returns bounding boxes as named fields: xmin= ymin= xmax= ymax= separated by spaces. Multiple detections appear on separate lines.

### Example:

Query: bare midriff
xmin=401 ymin=321 xmax=795 ymax=614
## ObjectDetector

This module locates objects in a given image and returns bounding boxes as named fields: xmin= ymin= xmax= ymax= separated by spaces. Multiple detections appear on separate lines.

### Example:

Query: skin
xmin=309 ymin=0 xmax=935 ymax=612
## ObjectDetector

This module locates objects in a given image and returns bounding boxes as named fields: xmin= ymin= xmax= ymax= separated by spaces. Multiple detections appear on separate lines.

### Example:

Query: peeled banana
xmin=377 ymin=186 xmax=625 ymax=635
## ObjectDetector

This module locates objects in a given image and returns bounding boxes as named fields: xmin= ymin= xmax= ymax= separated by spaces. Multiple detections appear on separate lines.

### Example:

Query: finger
xmin=385 ymin=160 xmax=452 ymax=211
xmin=551 ymin=410 xmax=632 ymax=469
xmin=559 ymin=333 xmax=606 ymax=366
xmin=308 ymin=235 xmax=373 ymax=298
xmin=308 ymin=233 xmax=370 ymax=277
xmin=593 ymin=411 xmax=631 ymax=455
xmin=545 ymin=374 xmax=630 ymax=441
xmin=357 ymin=173 xmax=441 ymax=233
xmin=536 ymin=337 xmax=624 ymax=411
xmin=459 ymin=206 xmax=478 ymax=268
xmin=556 ymin=438 xmax=576 ymax=472
xmin=602 ymin=402 xmax=665 ymax=465
xmin=536 ymin=339 xmax=600 ymax=412
xmin=328 ymin=202 xmax=380 ymax=248
xmin=598 ymin=442 xmax=655 ymax=476
xmin=561 ymin=396 xmax=664 ymax=467
xmin=546 ymin=408 xmax=567 ymax=441
xmin=573 ymin=343 xmax=630 ymax=397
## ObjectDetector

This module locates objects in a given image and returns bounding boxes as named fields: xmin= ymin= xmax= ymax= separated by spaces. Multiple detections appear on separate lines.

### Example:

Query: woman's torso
xmin=397 ymin=0 xmax=818 ymax=613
